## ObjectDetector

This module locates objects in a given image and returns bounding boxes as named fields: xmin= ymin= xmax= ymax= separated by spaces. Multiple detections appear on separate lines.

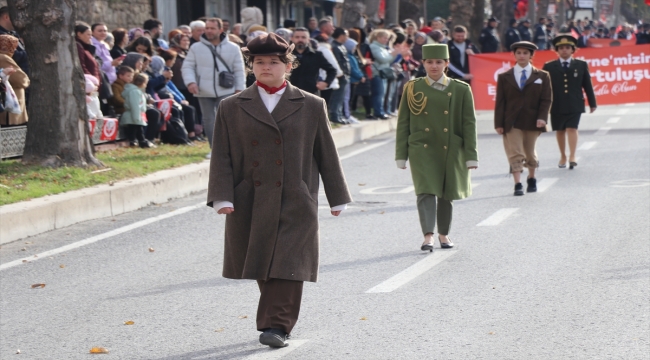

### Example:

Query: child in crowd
xmin=121 ymin=73 xmax=156 ymax=148
xmin=84 ymin=74 xmax=103 ymax=120
xmin=109 ymin=65 xmax=134 ymax=115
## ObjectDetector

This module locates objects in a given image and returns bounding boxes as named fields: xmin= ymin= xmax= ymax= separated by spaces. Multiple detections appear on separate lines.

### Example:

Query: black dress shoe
xmin=439 ymin=236 xmax=454 ymax=249
xmin=129 ymin=140 xmax=139 ymax=147
xmin=514 ymin=183 xmax=524 ymax=196
xmin=526 ymin=178 xmax=537 ymax=193
xmin=365 ymin=115 xmax=377 ymax=120
xmin=378 ymin=115 xmax=390 ymax=120
xmin=330 ymin=119 xmax=348 ymax=125
xmin=420 ymin=243 xmax=434 ymax=252
xmin=139 ymin=140 xmax=157 ymax=148
xmin=259 ymin=328 xmax=289 ymax=348
xmin=569 ymin=161 xmax=578 ymax=170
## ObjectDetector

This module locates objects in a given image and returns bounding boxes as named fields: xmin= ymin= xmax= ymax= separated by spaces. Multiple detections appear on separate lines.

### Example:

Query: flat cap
xmin=241 ymin=32 xmax=294 ymax=57
xmin=510 ymin=41 xmax=538 ymax=52
xmin=488 ymin=17 xmax=500 ymax=23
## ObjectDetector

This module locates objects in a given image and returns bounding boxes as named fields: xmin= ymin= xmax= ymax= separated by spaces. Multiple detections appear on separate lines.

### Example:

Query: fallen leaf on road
xmin=20 ymin=248 xmax=26 ymax=251
xmin=124 ymin=321 xmax=134 ymax=325
xmin=59 ymin=265 xmax=65 ymax=268
xmin=360 ymin=317 xmax=368 ymax=320
xmin=379 ymin=211 xmax=385 ymax=214
xmin=358 ymin=183 xmax=366 ymax=186
xmin=238 ymin=315 xmax=248 ymax=319
xmin=31 ymin=284 xmax=45 ymax=289
xmin=215 ymin=328 xmax=224 ymax=332
xmin=89 ymin=347 xmax=109 ymax=354
xmin=148 ymin=248 xmax=155 ymax=252
xmin=108 ymin=181 xmax=115 ymax=186
xmin=360 ymin=209 xmax=366 ymax=212
xmin=15 ymin=349 xmax=20 ymax=354
xmin=22 ymin=260 xmax=27 ymax=263
xmin=488 ymin=331 xmax=495 ymax=335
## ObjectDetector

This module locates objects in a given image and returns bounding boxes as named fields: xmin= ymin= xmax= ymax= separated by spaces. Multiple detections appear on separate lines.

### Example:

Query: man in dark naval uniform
xmin=542 ymin=34 xmax=597 ymax=170
xmin=479 ymin=17 xmax=501 ymax=53
xmin=504 ymin=19 xmax=521 ymax=51
xmin=518 ymin=18 xmax=533 ymax=42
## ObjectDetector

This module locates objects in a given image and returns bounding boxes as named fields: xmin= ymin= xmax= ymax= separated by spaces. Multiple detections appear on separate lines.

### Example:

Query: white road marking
xmin=339 ymin=138 xmax=394 ymax=160
xmin=595 ymin=127 xmax=611 ymax=136
xmin=366 ymin=251 xmax=458 ymax=293
xmin=578 ymin=141 xmax=597 ymax=151
xmin=606 ymin=117 xmax=620 ymax=124
xmin=537 ymin=178 xmax=559 ymax=193
xmin=477 ymin=208 xmax=519 ymax=226
xmin=0 ymin=203 xmax=205 ymax=271
xmin=240 ymin=340 xmax=309 ymax=360
xmin=616 ymin=109 xmax=630 ymax=115
xmin=359 ymin=185 xmax=414 ymax=195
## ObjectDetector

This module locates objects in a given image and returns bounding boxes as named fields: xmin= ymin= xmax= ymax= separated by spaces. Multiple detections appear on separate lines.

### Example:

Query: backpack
xmin=160 ymin=117 xmax=190 ymax=145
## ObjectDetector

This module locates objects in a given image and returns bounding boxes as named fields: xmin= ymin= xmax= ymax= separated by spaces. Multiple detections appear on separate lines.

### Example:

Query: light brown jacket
xmin=207 ymin=82 xmax=352 ymax=283
xmin=0 ymin=54 xmax=30 ymax=126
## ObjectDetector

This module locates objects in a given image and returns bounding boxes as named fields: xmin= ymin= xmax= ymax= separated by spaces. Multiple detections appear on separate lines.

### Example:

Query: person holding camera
xmin=182 ymin=17 xmax=245 ymax=153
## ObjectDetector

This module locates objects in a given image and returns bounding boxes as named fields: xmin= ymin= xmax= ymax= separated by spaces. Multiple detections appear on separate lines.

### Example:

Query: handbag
xmin=378 ymin=66 xmax=396 ymax=80
xmin=2 ymin=76 xmax=21 ymax=114
xmin=204 ymin=44 xmax=235 ymax=88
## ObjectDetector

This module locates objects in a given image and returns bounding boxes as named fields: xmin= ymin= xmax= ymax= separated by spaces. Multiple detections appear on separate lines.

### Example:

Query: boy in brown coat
xmin=109 ymin=66 xmax=134 ymax=115
xmin=494 ymin=41 xmax=552 ymax=196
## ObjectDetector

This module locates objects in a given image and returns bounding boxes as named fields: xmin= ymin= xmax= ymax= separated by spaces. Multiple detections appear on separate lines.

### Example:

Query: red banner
xmin=155 ymin=99 xmax=173 ymax=121
xmin=469 ymin=45 xmax=650 ymax=110
xmin=88 ymin=118 xmax=97 ymax=137
xmin=100 ymin=118 xmax=119 ymax=141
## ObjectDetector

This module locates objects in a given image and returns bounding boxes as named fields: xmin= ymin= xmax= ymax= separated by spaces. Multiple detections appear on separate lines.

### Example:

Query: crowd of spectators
xmin=0 ymin=5 xmax=648 ymax=153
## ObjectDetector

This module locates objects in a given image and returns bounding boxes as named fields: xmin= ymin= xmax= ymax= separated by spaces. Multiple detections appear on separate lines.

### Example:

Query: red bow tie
xmin=256 ymin=80 xmax=287 ymax=94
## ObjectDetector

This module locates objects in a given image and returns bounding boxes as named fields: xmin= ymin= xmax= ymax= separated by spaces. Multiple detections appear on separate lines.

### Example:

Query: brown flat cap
xmin=510 ymin=41 xmax=538 ymax=52
xmin=241 ymin=32 xmax=294 ymax=57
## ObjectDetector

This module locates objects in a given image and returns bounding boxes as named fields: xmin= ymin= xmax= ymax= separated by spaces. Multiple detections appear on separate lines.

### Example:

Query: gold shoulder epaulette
xmin=405 ymin=79 xmax=427 ymax=115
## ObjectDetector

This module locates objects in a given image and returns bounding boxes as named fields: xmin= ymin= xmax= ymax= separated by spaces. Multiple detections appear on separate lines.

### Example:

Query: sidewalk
xmin=0 ymin=118 xmax=398 ymax=245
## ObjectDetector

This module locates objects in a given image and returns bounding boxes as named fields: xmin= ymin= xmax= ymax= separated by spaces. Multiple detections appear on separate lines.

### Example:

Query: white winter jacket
xmin=182 ymin=35 xmax=246 ymax=98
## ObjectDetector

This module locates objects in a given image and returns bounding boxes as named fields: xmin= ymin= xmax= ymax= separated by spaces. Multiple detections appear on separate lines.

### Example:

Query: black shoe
xmin=365 ymin=115 xmax=377 ymax=120
xmin=569 ymin=161 xmax=577 ymax=170
xmin=330 ymin=119 xmax=348 ymax=125
xmin=378 ymin=115 xmax=390 ymax=120
xmin=420 ymin=243 xmax=434 ymax=252
xmin=439 ymin=236 xmax=454 ymax=249
xmin=139 ymin=140 xmax=157 ymax=148
xmin=129 ymin=140 xmax=139 ymax=147
xmin=514 ymin=183 xmax=524 ymax=196
xmin=526 ymin=178 xmax=537 ymax=193
xmin=189 ymin=136 xmax=206 ymax=142
xmin=259 ymin=328 xmax=289 ymax=348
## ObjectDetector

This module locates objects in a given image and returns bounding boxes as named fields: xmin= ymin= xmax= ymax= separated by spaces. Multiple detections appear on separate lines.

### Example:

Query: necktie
xmin=520 ymin=69 xmax=527 ymax=89
xmin=563 ymin=61 xmax=569 ymax=71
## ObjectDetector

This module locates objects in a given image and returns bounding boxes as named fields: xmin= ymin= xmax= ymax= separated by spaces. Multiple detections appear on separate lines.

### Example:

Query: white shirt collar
xmin=514 ymin=63 xmax=532 ymax=73
xmin=560 ymin=57 xmax=573 ymax=65
xmin=426 ymin=74 xmax=449 ymax=87
xmin=257 ymin=84 xmax=286 ymax=113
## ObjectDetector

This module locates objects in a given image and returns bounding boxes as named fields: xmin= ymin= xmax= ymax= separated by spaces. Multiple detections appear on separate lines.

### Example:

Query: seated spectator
xmin=167 ymin=29 xmax=183 ymax=43
xmin=189 ymin=20 xmax=205 ymax=45
xmin=75 ymin=22 xmax=102 ymax=85
xmin=91 ymin=23 xmax=121 ymax=84
xmin=144 ymin=18 xmax=169 ymax=50
xmin=0 ymin=35 xmax=29 ymax=126
xmin=110 ymin=65 xmax=134 ymax=115
xmin=111 ymin=28 xmax=128 ymax=59
xmin=0 ymin=6 xmax=29 ymax=77
xmin=128 ymin=27 xmax=143 ymax=42
xmin=121 ymin=73 xmax=155 ymax=148
xmin=122 ymin=52 xmax=145 ymax=73
xmin=126 ymin=36 xmax=154 ymax=57
xmin=84 ymin=74 xmax=102 ymax=120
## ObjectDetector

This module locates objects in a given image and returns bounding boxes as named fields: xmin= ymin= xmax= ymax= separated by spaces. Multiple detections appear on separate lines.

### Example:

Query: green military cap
xmin=422 ymin=44 xmax=449 ymax=60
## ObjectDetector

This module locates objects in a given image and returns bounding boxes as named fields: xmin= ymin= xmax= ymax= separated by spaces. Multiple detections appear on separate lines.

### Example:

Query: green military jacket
xmin=542 ymin=58 xmax=597 ymax=115
xmin=395 ymin=77 xmax=478 ymax=200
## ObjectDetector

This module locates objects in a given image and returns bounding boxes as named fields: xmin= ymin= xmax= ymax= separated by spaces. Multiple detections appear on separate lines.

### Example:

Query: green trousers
xmin=416 ymin=194 xmax=453 ymax=236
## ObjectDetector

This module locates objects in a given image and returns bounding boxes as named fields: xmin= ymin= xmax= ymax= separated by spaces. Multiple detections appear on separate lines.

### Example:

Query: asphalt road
xmin=1 ymin=103 xmax=649 ymax=359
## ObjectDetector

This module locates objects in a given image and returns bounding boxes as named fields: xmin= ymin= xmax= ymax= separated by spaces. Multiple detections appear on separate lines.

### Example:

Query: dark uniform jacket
xmin=534 ymin=25 xmax=547 ymax=46
xmin=518 ymin=25 xmax=533 ymax=42
xmin=479 ymin=26 xmax=500 ymax=53
xmin=447 ymin=40 xmax=480 ymax=82
xmin=207 ymin=82 xmax=352 ymax=282
xmin=494 ymin=67 xmax=552 ymax=133
xmin=290 ymin=47 xmax=337 ymax=94
xmin=542 ymin=58 xmax=596 ymax=116
xmin=577 ymin=36 xmax=589 ymax=48
xmin=504 ymin=26 xmax=521 ymax=51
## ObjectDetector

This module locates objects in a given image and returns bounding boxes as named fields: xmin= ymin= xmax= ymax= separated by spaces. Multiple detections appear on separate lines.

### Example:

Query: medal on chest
xmin=574 ymin=70 xmax=578 ymax=78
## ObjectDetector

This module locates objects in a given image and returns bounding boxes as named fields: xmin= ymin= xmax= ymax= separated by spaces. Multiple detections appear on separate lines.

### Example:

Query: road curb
xmin=0 ymin=118 xmax=397 ymax=244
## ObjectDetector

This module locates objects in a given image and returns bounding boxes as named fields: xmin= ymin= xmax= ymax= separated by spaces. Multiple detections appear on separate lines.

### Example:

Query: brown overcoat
xmin=207 ymin=82 xmax=352 ymax=283
xmin=494 ymin=67 xmax=552 ymax=133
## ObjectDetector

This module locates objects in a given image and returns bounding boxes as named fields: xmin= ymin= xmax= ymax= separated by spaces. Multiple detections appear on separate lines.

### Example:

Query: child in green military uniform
xmin=395 ymin=44 xmax=478 ymax=252
xmin=542 ymin=34 xmax=597 ymax=169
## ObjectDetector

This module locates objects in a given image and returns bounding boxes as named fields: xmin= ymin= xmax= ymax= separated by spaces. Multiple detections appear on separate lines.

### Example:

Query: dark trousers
xmin=145 ymin=108 xmax=162 ymax=141
xmin=320 ymin=89 xmax=333 ymax=107
xmin=124 ymin=124 xmax=146 ymax=143
xmin=328 ymin=76 xmax=348 ymax=122
xmin=351 ymin=93 xmax=372 ymax=116
xmin=181 ymin=89 xmax=203 ymax=134
xmin=256 ymin=278 xmax=304 ymax=335
xmin=180 ymin=104 xmax=196 ymax=134
xmin=371 ymin=76 xmax=386 ymax=117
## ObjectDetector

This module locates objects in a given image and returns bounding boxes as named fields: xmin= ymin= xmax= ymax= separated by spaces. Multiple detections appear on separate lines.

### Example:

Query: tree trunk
xmin=363 ymin=0 xmax=383 ymax=25
xmin=341 ymin=1 xmax=366 ymax=29
xmin=538 ymin=0 xmax=550 ymax=20
xmin=399 ymin=0 xmax=425 ymax=24
xmin=491 ymin=0 xmax=515 ymax=49
xmin=469 ymin=0 xmax=485 ymax=46
xmin=7 ymin=0 xmax=102 ymax=168
xmin=450 ymin=0 xmax=474 ymax=33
